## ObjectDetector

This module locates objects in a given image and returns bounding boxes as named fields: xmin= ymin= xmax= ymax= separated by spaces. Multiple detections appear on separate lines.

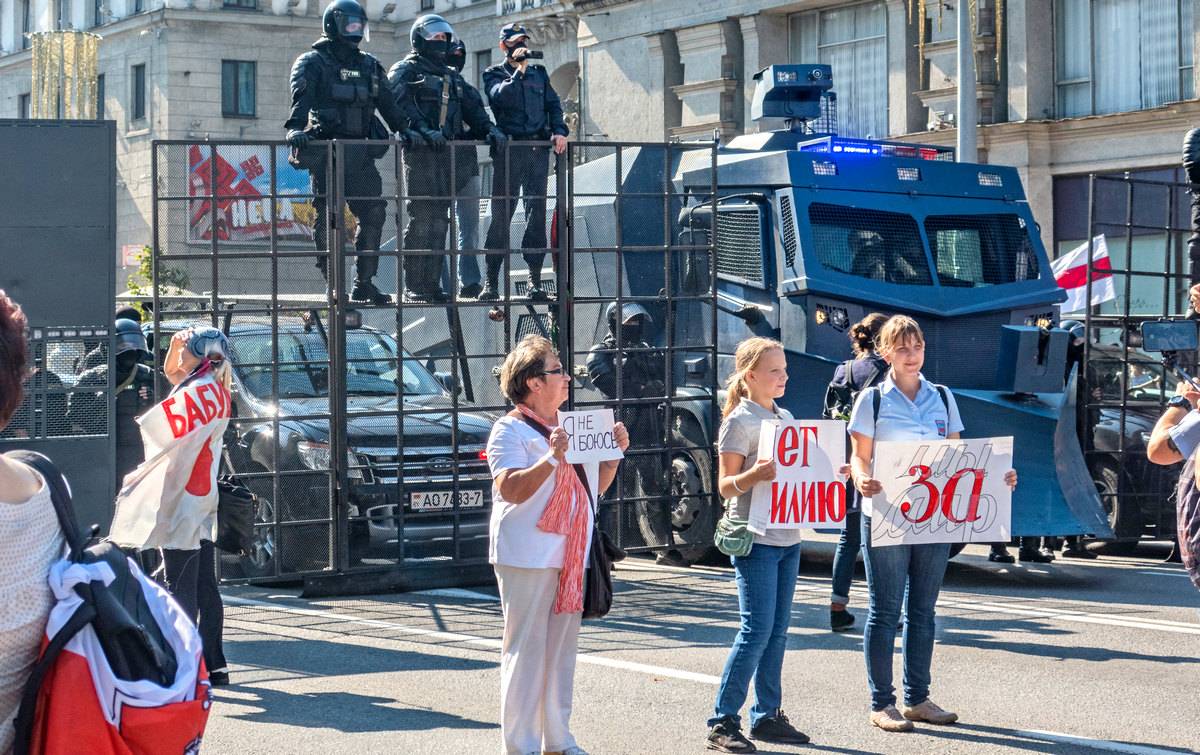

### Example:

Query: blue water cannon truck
xmin=567 ymin=63 xmax=1111 ymax=545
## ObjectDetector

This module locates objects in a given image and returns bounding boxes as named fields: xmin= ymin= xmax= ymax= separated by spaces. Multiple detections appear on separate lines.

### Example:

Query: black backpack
xmin=823 ymin=358 xmax=885 ymax=421
xmin=9 ymin=451 xmax=179 ymax=755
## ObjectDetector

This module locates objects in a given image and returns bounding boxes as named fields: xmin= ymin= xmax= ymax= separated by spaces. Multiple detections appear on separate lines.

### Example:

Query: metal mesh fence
xmin=151 ymin=137 xmax=721 ymax=584
xmin=808 ymin=202 xmax=933 ymax=285
xmin=0 ymin=326 xmax=111 ymax=441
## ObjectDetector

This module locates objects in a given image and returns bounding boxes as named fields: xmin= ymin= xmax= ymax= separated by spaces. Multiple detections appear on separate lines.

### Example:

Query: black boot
xmin=351 ymin=278 xmax=392 ymax=305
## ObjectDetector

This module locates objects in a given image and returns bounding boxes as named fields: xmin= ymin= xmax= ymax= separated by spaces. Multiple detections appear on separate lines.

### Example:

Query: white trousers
xmin=495 ymin=564 xmax=583 ymax=755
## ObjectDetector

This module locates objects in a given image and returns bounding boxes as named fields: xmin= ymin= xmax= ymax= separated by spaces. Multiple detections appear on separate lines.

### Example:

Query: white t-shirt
xmin=487 ymin=415 xmax=598 ymax=569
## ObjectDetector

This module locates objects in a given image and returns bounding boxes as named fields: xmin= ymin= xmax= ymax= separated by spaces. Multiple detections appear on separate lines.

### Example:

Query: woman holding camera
xmin=487 ymin=334 xmax=628 ymax=755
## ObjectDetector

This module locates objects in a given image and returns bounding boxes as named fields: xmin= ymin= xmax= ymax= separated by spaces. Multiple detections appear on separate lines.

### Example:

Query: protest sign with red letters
xmin=747 ymin=420 xmax=848 ymax=534
xmin=867 ymin=436 xmax=1013 ymax=547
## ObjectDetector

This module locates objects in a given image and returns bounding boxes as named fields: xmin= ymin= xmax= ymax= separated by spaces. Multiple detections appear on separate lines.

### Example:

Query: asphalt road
xmin=203 ymin=539 xmax=1200 ymax=755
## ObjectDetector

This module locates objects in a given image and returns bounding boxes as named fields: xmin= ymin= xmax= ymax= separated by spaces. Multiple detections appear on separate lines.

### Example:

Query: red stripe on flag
xmin=1055 ymin=255 xmax=1112 ymax=290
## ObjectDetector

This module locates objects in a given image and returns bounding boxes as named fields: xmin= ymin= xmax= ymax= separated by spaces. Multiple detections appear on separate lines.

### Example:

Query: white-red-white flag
xmin=1052 ymin=235 xmax=1116 ymax=313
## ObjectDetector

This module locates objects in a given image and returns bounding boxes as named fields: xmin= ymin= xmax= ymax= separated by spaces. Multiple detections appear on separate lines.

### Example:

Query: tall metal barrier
xmin=1083 ymin=172 xmax=1193 ymax=547
xmin=151 ymin=137 xmax=720 ymax=591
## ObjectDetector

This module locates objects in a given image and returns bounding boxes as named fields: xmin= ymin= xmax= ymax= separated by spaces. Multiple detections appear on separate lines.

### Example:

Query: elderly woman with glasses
xmin=487 ymin=334 xmax=629 ymax=755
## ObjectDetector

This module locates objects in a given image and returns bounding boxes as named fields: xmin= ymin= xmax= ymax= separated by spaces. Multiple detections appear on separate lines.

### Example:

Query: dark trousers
xmin=401 ymin=148 xmax=461 ymax=296
xmin=484 ymin=144 xmax=550 ymax=287
xmin=162 ymin=540 xmax=228 ymax=672
xmin=308 ymin=146 xmax=386 ymax=284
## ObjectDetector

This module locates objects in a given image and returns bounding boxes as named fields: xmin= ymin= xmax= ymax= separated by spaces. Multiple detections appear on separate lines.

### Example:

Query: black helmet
xmin=1060 ymin=319 xmax=1086 ymax=345
xmin=604 ymin=301 xmax=653 ymax=332
xmin=410 ymin=14 xmax=454 ymax=64
xmin=447 ymin=39 xmax=466 ymax=72
xmin=323 ymin=0 xmax=368 ymax=45
xmin=114 ymin=318 xmax=150 ymax=358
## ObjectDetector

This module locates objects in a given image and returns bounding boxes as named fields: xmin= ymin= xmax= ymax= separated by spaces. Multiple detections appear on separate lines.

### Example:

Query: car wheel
xmin=1093 ymin=460 xmax=1141 ymax=555
xmin=238 ymin=468 xmax=278 ymax=579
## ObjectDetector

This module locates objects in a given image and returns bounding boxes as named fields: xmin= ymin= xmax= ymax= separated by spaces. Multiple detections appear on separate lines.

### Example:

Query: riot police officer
xmin=586 ymin=302 xmax=684 ymax=565
xmin=285 ymin=0 xmax=411 ymax=305
xmin=388 ymin=15 xmax=506 ymax=302
xmin=66 ymin=318 xmax=156 ymax=493
xmin=480 ymin=23 xmax=569 ymax=302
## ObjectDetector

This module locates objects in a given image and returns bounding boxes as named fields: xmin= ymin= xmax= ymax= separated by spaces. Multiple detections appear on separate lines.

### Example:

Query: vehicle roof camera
xmin=751 ymin=64 xmax=833 ymax=130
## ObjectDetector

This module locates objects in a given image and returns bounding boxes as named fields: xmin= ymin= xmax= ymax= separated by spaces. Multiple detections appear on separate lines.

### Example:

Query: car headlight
xmin=297 ymin=441 xmax=363 ymax=479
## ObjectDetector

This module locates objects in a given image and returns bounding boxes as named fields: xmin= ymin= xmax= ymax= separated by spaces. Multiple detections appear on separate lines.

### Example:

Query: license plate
xmin=410 ymin=489 xmax=484 ymax=511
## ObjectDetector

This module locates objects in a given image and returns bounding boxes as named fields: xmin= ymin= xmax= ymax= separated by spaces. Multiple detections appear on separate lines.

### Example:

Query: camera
xmin=518 ymin=49 xmax=544 ymax=59
xmin=1140 ymin=319 xmax=1199 ymax=354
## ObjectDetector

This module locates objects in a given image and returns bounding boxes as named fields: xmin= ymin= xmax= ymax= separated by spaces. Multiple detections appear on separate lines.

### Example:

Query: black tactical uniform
xmin=480 ymin=23 xmax=569 ymax=302
xmin=285 ymin=0 xmax=410 ymax=304
xmin=387 ymin=15 xmax=506 ymax=301
xmin=1184 ymin=129 xmax=1200 ymax=281
xmin=66 ymin=319 xmax=156 ymax=493
xmin=586 ymin=303 xmax=678 ymax=557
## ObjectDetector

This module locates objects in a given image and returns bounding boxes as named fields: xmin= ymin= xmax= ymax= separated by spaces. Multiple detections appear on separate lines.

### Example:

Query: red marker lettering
xmin=162 ymin=398 xmax=187 ymax=438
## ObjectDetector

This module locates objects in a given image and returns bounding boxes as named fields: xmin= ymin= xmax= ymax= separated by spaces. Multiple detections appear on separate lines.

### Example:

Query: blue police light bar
xmin=796 ymin=136 xmax=956 ymax=161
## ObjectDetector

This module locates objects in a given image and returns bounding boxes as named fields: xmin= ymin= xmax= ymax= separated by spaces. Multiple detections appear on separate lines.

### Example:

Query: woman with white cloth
xmin=109 ymin=326 xmax=233 ymax=683
xmin=487 ymin=334 xmax=629 ymax=755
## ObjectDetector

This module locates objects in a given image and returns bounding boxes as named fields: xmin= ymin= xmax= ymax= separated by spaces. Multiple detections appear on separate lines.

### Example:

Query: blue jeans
xmin=440 ymin=174 xmax=482 ymax=290
xmin=831 ymin=509 xmax=862 ymax=605
xmin=860 ymin=515 xmax=950 ymax=711
xmin=709 ymin=542 xmax=801 ymax=728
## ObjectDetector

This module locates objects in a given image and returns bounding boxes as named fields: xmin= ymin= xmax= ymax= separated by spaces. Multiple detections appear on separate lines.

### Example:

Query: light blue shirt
xmin=1168 ymin=409 xmax=1200 ymax=462
xmin=847 ymin=372 xmax=964 ymax=442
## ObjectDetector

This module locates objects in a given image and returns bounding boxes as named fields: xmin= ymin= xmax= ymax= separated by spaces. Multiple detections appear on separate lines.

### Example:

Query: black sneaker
xmin=750 ymin=710 xmax=810 ymax=745
xmin=1019 ymin=548 xmax=1054 ymax=563
xmin=830 ymin=608 xmax=856 ymax=632
xmin=478 ymin=285 xmax=500 ymax=302
xmin=526 ymin=285 xmax=551 ymax=301
xmin=707 ymin=717 xmax=756 ymax=753
xmin=351 ymin=280 xmax=392 ymax=305
xmin=989 ymin=547 xmax=1015 ymax=564
xmin=208 ymin=670 xmax=230 ymax=687
xmin=459 ymin=282 xmax=483 ymax=299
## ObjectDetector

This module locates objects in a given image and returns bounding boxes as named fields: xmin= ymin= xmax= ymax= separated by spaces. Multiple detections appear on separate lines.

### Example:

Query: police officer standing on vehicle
xmin=285 ymin=0 xmax=412 ymax=305
xmin=586 ymin=302 xmax=686 ymax=566
xmin=480 ymin=23 xmax=569 ymax=302
xmin=388 ymin=15 xmax=507 ymax=302
xmin=67 ymin=319 xmax=156 ymax=493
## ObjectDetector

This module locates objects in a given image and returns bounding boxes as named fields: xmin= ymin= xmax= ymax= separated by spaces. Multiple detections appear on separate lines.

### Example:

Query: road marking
xmin=1010 ymin=729 xmax=1189 ymax=755
xmin=412 ymin=587 xmax=498 ymax=601
xmin=225 ymin=595 xmax=720 ymax=685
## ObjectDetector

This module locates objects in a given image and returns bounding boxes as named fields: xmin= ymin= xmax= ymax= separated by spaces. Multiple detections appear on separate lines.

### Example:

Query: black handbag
xmin=511 ymin=411 xmax=626 ymax=619
xmin=215 ymin=476 xmax=256 ymax=556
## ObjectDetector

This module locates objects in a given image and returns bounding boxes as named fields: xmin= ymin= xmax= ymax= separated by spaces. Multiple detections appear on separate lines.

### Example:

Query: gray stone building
xmin=3 ymin=0 xmax=1199 ymax=273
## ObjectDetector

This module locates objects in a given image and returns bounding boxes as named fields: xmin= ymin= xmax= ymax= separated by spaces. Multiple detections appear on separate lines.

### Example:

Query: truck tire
xmin=669 ymin=418 xmax=719 ymax=565
xmin=1093 ymin=460 xmax=1141 ymax=556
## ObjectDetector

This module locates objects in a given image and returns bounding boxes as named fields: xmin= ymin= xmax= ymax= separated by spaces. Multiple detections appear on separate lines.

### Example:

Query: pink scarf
xmin=517 ymin=404 xmax=590 ymax=614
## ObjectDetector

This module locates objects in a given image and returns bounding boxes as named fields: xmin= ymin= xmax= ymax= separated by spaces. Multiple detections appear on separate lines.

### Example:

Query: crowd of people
xmin=285 ymin=1 xmax=568 ymax=305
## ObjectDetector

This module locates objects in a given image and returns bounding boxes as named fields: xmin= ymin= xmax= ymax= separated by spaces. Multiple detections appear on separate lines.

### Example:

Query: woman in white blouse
xmin=486 ymin=334 xmax=629 ymax=755
xmin=0 ymin=290 xmax=64 ymax=755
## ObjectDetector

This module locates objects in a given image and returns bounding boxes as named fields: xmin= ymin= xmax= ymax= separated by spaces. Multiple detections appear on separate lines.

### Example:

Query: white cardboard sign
xmin=747 ymin=419 xmax=848 ymax=534
xmin=561 ymin=409 xmax=625 ymax=464
xmin=868 ymin=436 xmax=1014 ymax=547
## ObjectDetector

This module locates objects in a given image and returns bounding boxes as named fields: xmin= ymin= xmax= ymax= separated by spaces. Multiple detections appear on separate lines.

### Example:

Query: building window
xmin=420 ymin=0 xmax=434 ymax=10
xmin=133 ymin=0 xmax=144 ymax=13
xmin=221 ymin=60 xmax=256 ymax=117
xmin=222 ymin=0 xmax=257 ymax=8
xmin=131 ymin=64 xmax=146 ymax=122
xmin=56 ymin=0 xmax=68 ymax=29
xmin=21 ymin=0 xmax=31 ymax=49
xmin=789 ymin=1 xmax=887 ymax=139
xmin=1056 ymin=0 xmax=1194 ymax=118
xmin=18 ymin=94 xmax=30 ymax=119
xmin=96 ymin=73 xmax=104 ymax=120
xmin=474 ymin=50 xmax=491 ymax=88
xmin=93 ymin=0 xmax=104 ymax=26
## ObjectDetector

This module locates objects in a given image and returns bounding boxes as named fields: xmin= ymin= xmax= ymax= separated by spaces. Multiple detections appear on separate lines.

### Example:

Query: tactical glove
xmin=421 ymin=128 xmax=448 ymax=150
xmin=286 ymin=130 xmax=311 ymax=149
xmin=486 ymin=127 xmax=509 ymax=152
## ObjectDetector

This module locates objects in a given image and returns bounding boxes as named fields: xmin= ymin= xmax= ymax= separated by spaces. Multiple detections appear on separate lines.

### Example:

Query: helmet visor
xmin=338 ymin=15 xmax=369 ymax=42
xmin=418 ymin=19 xmax=454 ymax=40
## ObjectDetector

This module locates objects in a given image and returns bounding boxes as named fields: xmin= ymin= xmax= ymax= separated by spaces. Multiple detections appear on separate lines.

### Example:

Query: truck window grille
xmin=780 ymin=195 xmax=798 ymax=269
xmin=515 ymin=313 xmax=552 ymax=341
xmin=924 ymin=214 xmax=1041 ymax=288
xmin=808 ymin=203 xmax=932 ymax=286
xmin=715 ymin=208 xmax=764 ymax=283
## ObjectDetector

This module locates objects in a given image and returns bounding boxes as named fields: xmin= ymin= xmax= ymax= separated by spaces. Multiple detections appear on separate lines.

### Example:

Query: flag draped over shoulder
xmin=109 ymin=366 xmax=232 ymax=551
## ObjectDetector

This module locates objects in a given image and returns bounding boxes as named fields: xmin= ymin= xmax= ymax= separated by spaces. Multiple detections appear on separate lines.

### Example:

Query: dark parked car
xmin=1086 ymin=343 xmax=1181 ymax=549
xmin=150 ymin=317 xmax=498 ymax=577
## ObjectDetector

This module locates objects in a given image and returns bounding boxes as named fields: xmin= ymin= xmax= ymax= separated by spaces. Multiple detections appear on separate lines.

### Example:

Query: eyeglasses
xmin=540 ymin=366 xmax=567 ymax=376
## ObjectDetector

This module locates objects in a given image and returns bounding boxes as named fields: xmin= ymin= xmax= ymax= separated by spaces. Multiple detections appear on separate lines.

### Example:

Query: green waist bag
xmin=714 ymin=501 xmax=753 ymax=558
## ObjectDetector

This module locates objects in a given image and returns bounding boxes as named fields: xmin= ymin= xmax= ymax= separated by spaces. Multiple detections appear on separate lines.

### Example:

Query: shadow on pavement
xmin=227 ymin=636 xmax=496 ymax=678
xmin=919 ymin=722 xmax=1195 ymax=754
xmin=937 ymin=617 xmax=1199 ymax=666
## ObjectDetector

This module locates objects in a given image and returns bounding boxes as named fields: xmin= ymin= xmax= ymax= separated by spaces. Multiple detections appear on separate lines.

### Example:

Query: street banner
xmin=747 ymin=420 xmax=847 ymax=534
xmin=561 ymin=409 xmax=625 ymax=464
xmin=1052 ymin=235 xmax=1116 ymax=313
xmin=187 ymin=145 xmax=316 ymax=244
xmin=867 ymin=436 xmax=1013 ymax=547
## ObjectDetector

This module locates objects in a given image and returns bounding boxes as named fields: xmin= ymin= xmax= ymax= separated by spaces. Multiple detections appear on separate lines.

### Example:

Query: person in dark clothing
xmin=66 ymin=319 xmax=156 ymax=492
xmin=585 ymin=302 xmax=683 ymax=565
xmin=479 ymin=23 xmax=569 ymax=302
xmin=441 ymin=39 xmax=486 ymax=299
xmin=285 ymin=0 xmax=412 ymax=305
xmin=823 ymin=313 xmax=889 ymax=632
xmin=388 ymin=15 xmax=506 ymax=302
xmin=1183 ymin=129 xmax=1200 ymax=281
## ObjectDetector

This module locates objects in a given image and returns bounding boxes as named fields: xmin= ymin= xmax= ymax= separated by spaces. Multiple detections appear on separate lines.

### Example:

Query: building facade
xmin=4 ymin=0 xmax=1199 ymax=281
